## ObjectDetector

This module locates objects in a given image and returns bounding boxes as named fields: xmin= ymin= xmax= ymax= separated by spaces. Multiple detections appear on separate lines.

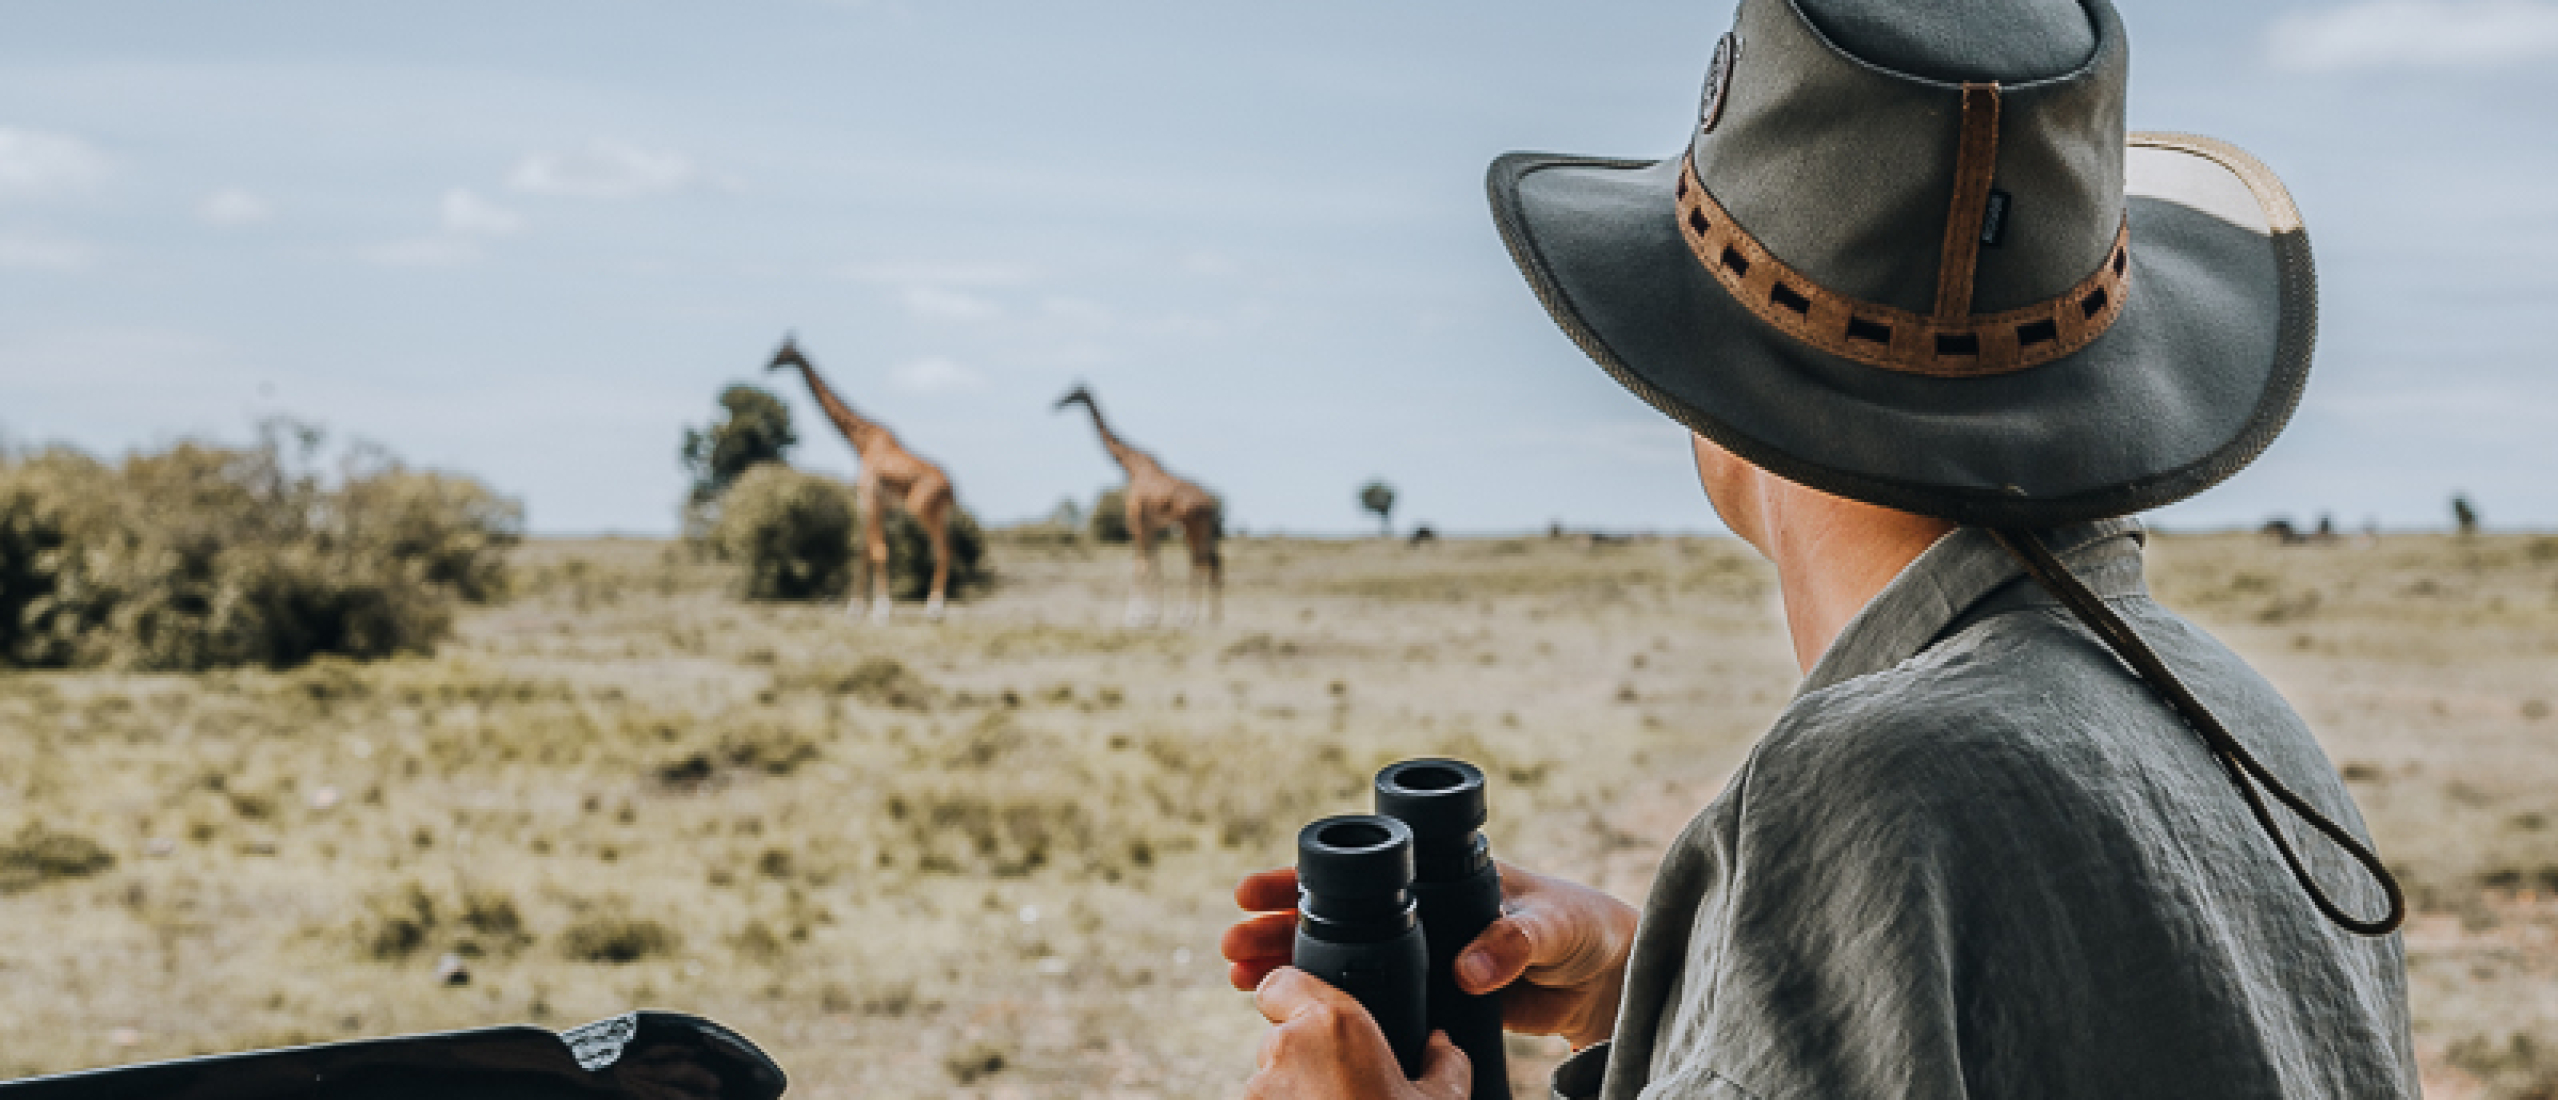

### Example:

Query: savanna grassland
xmin=3 ymin=530 xmax=2554 ymax=1097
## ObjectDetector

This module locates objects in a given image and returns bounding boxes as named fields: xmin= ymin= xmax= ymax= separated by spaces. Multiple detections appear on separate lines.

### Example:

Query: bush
xmin=0 ymin=824 xmax=114 ymax=894
xmin=560 ymin=914 xmax=678 ymax=964
xmin=881 ymin=506 xmax=991 ymax=601
xmin=0 ymin=431 xmax=521 ymax=671
xmin=707 ymin=464 xmax=990 ymax=602
xmin=708 ymin=464 xmax=858 ymax=600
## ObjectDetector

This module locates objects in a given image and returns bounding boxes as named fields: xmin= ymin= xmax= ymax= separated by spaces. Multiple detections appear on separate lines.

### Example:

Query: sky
xmin=2 ymin=0 xmax=2552 ymax=536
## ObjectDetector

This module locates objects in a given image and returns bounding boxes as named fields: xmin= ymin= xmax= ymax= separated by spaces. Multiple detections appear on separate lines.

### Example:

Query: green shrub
xmin=707 ymin=464 xmax=990 ymax=602
xmin=0 ymin=432 xmax=520 ymax=671
xmin=708 ymin=464 xmax=858 ymax=601
xmin=560 ymin=914 xmax=678 ymax=964
xmin=880 ymin=506 xmax=991 ymax=601
xmin=1089 ymin=487 xmax=1134 ymax=544
xmin=0 ymin=824 xmax=114 ymax=894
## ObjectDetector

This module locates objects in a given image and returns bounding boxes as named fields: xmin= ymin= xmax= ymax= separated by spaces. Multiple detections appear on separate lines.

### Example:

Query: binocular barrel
xmin=1377 ymin=758 xmax=1511 ymax=1100
xmin=1293 ymin=814 xmax=1431 ymax=1079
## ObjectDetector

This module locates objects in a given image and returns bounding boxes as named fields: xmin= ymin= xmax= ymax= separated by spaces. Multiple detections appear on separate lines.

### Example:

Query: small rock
xmin=435 ymin=953 xmax=471 ymax=986
xmin=109 ymin=1027 xmax=141 ymax=1047
xmin=142 ymin=838 xmax=176 ymax=858
xmin=308 ymin=786 xmax=342 ymax=811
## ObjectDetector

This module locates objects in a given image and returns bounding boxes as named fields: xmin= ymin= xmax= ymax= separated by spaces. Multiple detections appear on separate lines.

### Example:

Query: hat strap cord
xmin=1986 ymin=527 xmax=2407 ymax=937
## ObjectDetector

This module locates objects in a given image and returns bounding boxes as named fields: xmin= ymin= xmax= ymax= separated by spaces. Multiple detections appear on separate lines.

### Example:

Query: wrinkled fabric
xmin=1556 ymin=520 xmax=2415 ymax=1099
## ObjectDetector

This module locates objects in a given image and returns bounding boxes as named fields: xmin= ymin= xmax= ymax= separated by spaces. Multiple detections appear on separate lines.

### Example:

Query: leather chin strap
xmin=1987 ymin=528 xmax=2407 ymax=937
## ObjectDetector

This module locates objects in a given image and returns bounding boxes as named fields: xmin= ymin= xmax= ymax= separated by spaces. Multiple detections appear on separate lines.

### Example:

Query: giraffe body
xmin=767 ymin=337 xmax=958 ymax=621
xmin=1056 ymin=385 xmax=1222 ymax=625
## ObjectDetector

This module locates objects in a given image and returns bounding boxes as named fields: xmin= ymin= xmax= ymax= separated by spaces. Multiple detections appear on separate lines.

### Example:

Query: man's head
xmin=1488 ymin=0 xmax=2316 ymax=531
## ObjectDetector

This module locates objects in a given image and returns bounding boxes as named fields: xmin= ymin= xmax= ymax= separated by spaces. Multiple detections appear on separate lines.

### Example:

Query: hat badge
xmin=1698 ymin=32 xmax=1739 ymax=134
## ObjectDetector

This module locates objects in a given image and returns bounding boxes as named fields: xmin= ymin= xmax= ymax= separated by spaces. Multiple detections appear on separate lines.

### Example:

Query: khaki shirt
xmin=1555 ymin=521 xmax=2415 ymax=1099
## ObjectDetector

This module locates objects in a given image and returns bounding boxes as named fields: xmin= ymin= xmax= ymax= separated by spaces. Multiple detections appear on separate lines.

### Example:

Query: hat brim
xmin=1487 ymin=133 xmax=2314 ymax=527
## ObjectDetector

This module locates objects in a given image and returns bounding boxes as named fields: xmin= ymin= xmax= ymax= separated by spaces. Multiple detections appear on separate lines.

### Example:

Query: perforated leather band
xmin=1675 ymin=158 xmax=2131 ymax=378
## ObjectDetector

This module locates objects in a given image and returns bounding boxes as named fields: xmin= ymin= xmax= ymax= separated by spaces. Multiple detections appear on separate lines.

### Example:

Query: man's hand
xmin=1220 ymin=862 xmax=1640 ymax=1051
xmin=1245 ymin=966 xmax=1470 ymax=1098
xmin=1452 ymin=863 xmax=1639 ymax=1050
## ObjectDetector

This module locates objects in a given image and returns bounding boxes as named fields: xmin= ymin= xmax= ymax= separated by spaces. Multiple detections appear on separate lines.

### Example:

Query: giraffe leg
xmin=1127 ymin=504 xmax=1159 ymax=628
xmin=916 ymin=487 xmax=954 ymax=622
xmin=860 ymin=486 xmax=892 ymax=624
xmin=1185 ymin=513 xmax=1223 ymax=626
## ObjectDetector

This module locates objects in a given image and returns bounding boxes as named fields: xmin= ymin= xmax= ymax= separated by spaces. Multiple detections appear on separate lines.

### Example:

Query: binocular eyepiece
xmin=1294 ymin=814 xmax=1432 ymax=1077
xmin=1289 ymin=759 xmax=1511 ymax=1097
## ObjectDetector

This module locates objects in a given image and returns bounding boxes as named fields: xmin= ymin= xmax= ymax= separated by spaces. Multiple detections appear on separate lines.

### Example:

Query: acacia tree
xmin=681 ymin=384 xmax=796 ymax=535
xmin=1358 ymin=479 xmax=1396 ymax=537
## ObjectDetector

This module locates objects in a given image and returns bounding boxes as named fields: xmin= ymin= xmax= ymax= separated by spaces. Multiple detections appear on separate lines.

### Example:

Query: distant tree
xmin=2452 ymin=494 xmax=2479 ymax=536
xmin=1358 ymin=480 xmax=1396 ymax=537
xmin=681 ymin=384 xmax=796 ymax=534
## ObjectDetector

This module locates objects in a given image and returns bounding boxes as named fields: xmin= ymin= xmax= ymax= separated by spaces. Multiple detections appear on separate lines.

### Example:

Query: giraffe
xmin=766 ymin=335 xmax=957 ymax=622
xmin=1054 ymin=384 xmax=1222 ymax=625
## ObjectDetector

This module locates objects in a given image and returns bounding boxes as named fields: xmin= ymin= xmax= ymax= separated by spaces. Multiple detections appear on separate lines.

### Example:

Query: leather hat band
xmin=1675 ymin=158 xmax=2131 ymax=379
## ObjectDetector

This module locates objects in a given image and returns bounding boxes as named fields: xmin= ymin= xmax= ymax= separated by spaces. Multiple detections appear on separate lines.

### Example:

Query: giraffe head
xmin=1052 ymin=383 xmax=1095 ymax=412
xmin=765 ymin=332 xmax=808 ymax=373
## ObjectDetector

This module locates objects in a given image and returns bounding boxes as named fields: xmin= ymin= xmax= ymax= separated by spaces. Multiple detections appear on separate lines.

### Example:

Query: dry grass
xmin=0 ymin=529 xmax=2551 ymax=1097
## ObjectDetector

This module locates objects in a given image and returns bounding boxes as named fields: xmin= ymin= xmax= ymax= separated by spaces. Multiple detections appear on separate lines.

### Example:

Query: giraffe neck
xmin=1074 ymin=398 xmax=1149 ymax=475
xmin=789 ymin=361 xmax=886 ymax=456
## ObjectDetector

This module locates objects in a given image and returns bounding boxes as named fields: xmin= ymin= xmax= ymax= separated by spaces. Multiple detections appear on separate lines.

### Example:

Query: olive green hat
xmin=1489 ymin=0 xmax=2314 ymax=526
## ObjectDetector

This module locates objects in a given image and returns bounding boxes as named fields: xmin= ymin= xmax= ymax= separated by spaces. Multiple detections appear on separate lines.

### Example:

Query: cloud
xmin=507 ymin=140 xmax=720 ymax=198
xmin=196 ymin=188 xmax=271 ymax=228
xmin=361 ymin=237 xmax=481 ymax=267
xmin=360 ymin=189 xmax=520 ymax=267
xmin=0 ymin=230 xmax=95 ymax=269
xmin=899 ymin=285 xmax=1002 ymax=322
xmin=2269 ymin=0 xmax=2558 ymax=71
xmin=891 ymin=356 xmax=984 ymax=392
xmin=0 ymin=127 xmax=109 ymax=200
xmin=838 ymin=259 xmax=1036 ymax=287
xmin=440 ymin=188 xmax=523 ymax=236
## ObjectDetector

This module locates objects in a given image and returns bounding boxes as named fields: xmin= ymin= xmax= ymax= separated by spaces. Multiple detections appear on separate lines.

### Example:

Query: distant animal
xmin=766 ymin=335 xmax=959 ymax=621
xmin=1054 ymin=384 xmax=1222 ymax=625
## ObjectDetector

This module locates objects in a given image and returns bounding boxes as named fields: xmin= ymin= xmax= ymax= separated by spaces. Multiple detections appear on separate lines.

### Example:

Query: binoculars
xmin=1292 ymin=758 xmax=1509 ymax=1099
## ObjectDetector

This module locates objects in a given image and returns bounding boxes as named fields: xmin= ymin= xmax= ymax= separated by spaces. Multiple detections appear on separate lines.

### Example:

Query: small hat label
xmin=1698 ymin=32 xmax=1739 ymax=135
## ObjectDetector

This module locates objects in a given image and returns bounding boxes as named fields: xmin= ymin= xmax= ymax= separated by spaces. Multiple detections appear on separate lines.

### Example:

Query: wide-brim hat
xmin=1489 ymin=0 xmax=2313 ymax=527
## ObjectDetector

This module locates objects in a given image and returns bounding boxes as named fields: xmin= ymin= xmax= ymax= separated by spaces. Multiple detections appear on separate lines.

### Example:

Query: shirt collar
xmin=1797 ymin=518 xmax=2147 ymax=697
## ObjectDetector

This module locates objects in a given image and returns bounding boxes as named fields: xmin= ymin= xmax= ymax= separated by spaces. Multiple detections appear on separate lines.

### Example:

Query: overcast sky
xmin=3 ymin=1 xmax=2552 ymax=535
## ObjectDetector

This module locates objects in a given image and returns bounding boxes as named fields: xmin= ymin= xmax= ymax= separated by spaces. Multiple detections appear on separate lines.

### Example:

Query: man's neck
xmin=1759 ymin=490 xmax=1955 ymax=673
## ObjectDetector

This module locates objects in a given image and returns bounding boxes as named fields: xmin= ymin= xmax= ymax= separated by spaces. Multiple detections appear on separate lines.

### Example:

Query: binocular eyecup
xmin=1293 ymin=814 xmax=1431 ymax=1078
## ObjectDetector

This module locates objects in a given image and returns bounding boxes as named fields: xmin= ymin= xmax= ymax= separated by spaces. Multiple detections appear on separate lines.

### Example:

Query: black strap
xmin=1986 ymin=528 xmax=2405 ymax=937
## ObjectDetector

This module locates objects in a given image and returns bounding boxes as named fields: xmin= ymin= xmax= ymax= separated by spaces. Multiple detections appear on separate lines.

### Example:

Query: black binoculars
xmin=1291 ymin=758 xmax=1509 ymax=1099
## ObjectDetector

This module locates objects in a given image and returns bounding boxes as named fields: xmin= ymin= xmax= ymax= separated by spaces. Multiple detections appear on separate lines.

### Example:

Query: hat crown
xmin=1794 ymin=0 xmax=2098 ymax=84
xmin=1691 ymin=0 xmax=2126 ymax=317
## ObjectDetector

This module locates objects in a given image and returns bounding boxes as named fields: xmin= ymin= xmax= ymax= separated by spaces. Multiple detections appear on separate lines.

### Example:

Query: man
xmin=1222 ymin=0 xmax=2417 ymax=1095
